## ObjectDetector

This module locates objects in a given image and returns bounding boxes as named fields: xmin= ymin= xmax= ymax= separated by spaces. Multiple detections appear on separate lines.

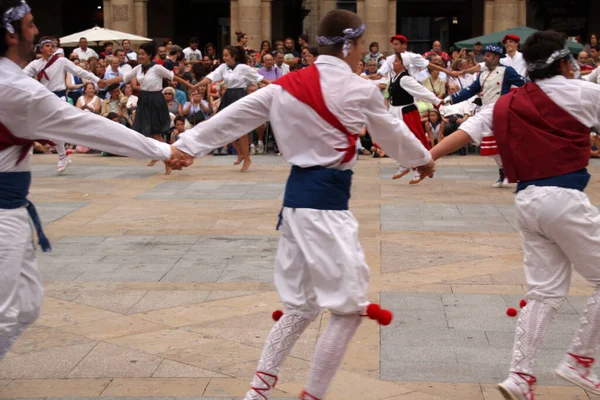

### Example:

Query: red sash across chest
xmin=0 ymin=122 xmax=55 ymax=165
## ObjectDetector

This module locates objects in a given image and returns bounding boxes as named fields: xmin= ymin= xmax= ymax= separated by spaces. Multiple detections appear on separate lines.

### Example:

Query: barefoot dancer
xmin=194 ymin=45 xmax=264 ymax=172
xmin=171 ymin=10 xmax=434 ymax=399
xmin=105 ymin=41 xmax=195 ymax=174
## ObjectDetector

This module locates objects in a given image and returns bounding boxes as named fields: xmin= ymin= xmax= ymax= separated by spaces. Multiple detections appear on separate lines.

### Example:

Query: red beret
xmin=502 ymin=34 xmax=520 ymax=44
xmin=390 ymin=34 xmax=408 ymax=44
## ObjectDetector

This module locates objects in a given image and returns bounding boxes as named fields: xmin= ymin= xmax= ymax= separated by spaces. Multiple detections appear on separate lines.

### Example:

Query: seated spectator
xmin=103 ymin=56 xmax=122 ymax=87
xmin=439 ymin=83 xmax=474 ymax=135
xmin=170 ymin=116 xmax=187 ymax=144
xmin=101 ymin=112 xmax=122 ymax=156
xmin=210 ymin=84 xmax=227 ymax=114
xmin=577 ymin=51 xmax=595 ymax=75
xmin=355 ymin=60 xmax=365 ymax=75
xmin=122 ymin=83 xmax=138 ymax=123
xmin=182 ymin=87 xmax=211 ymax=128
xmin=591 ymin=132 xmax=600 ymax=158
xmin=417 ymin=54 xmax=447 ymax=82
xmin=259 ymin=40 xmax=272 ymax=61
xmin=101 ymin=84 xmax=129 ymax=125
xmin=424 ymin=109 xmax=445 ymax=147
xmin=163 ymin=86 xmax=182 ymax=116
xmin=283 ymin=37 xmax=300 ymax=66
xmin=421 ymin=57 xmax=446 ymax=99
xmin=449 ymin=58 xmax=476 ymax=89
xmin=273 ymin=51 xmax=290 ymax=75
xmin=76 ymin=82 xmax=101 ymax=114
xmin=304 ymin=47 xmax=319 ymax=66
xmin=258 ymin=53 xmax=282 ymax=83
xmin=360 ymin=60 xmax=386 ymax=92
xmin=364 ymin=42 xmax=381 ymax=64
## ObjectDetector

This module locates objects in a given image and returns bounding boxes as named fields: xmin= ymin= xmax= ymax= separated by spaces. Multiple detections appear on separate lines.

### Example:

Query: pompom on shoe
xmin=520 ymin=299 xmax=527 ymax=309
xmin=506 ymin=307 xmax=518 ymax=317
xmin=272 ymin=310 xmax=284 ymax=322
xmin=365 ymin=304 xmax=393 ymax=326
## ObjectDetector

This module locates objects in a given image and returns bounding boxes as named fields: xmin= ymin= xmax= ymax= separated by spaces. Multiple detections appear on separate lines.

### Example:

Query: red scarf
xmin=36 ymin=54 xmax=60 ymax=81
xmin=273 ymin=64 xmax=358 ymax=164
xmin=0 ymin=122 xmax=55 ymax=166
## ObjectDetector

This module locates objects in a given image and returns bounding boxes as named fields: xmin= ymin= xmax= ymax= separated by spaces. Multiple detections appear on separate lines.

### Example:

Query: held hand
xmin=416 ymin=160 xmax=436 ymax=180
xmin=167 ymin=145 xmax=194 ymax=170
xmin=448 ymin=70 xmax=460 ymax=79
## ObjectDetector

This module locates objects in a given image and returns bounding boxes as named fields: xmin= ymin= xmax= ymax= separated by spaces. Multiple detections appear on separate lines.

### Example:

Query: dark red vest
xmin=273 ymin=65 xmax=358 ymax=164
xmin=493 ymin=82 xmax=590 ymax=183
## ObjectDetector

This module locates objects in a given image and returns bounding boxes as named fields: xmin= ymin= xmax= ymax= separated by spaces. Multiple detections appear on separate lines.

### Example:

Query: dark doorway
xmin=272 ymin=0 xmax=308 ymax=44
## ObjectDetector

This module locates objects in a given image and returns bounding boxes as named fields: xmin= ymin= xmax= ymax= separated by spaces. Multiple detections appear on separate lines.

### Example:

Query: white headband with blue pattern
xmin=317 ymin=24 xmax=366 ymax=57
xmin=1 ymin=0 xmax=31 ymax=34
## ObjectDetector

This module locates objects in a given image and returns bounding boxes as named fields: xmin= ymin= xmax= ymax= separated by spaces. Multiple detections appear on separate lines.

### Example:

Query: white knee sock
xmin=568 ymin=287 xmax=600 ymax=360
xmin=509 ymin=300 xmax=557 ymax=375
xmin=244 ymin=313 xmax=313 ymax=400
xmin=56 ymin=141 xmax=66 ymax=158
xmin=304 ymin=313 xmax=362 ymax=399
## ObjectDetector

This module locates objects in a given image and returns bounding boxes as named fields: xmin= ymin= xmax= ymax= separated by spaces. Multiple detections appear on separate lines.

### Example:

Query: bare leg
xmin=240 ymin=134 xmax=252 ymax=172
xmin=231 ymin=141 xmax=243 ymax=164
xmin=149 ymin=134 xmax=171 ymax=175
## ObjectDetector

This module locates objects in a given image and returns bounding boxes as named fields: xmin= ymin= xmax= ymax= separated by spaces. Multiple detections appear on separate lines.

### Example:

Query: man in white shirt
xmin=70 ymin=37 xmax=99 ymax=61
xmin=23 ymin=37 xmax=101 ymax=172
xmin=501 ymin=34 xmax=527 ymax=77
xmin=183 ymin=37 xmax=202 ymax=64
xmin=431 ymin=30 xmax=600 ymax=400
xmin=171 ymin=9 xmax=434 ymax=400
xmin=114 ymin=49 xmax=132 ymax=75
xmin=0 ymin=0 xmax=188 ymax=362
xmin=273 ymin=50 xmax=290 ymax=75
xmin=122 ymin=39 xmax=137 ymax=61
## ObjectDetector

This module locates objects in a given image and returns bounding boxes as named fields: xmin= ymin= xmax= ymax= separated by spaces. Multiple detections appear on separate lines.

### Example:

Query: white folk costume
xmin=387 ymin=69 xmax=441 ymax=183
xmin=458 ymin=58 xmax=600 ymax=398
xmin=174 ymin=45 xmax=431 ymax=398
xmin=500 ymin=34 xmax=527 ymax=78
xmin=445 ymin=44 xmax=526 ymax=187
xmin=377 ymin=35 xmax=429 ymax=78
xmin=0 ymin=49 xmax=172 ymax=360
xmin=23 ymin=41 xmax=100 ymax=172
xmin=207 ymin=62 xmax=264 ymax=111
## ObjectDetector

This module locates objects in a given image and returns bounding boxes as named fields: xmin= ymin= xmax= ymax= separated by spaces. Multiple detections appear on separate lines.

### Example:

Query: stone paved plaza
xmin=2 ymin=154 xmax=600 ymax=400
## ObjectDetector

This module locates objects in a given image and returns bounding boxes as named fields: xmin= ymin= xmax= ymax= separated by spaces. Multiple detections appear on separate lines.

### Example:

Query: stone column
xmin=238 ymin=0 xmax=262 ymax=50
xmin=494 ymin=0 xmax=519 ymax=32
xmin=231 ymin=0 xmax=239 ymax=45
xmin=261 ymin=0 xmax=272 ymax=45
xmin=321 ymin=0 xmax=336 ymax=17
xmin=356 ymin=0 xmax=366 ymax=23
xmin=518 ymin=0 xmax=527 ymax=27
xmin=109 ymin=0 xmax=135 ymax=33
xmin=388 ymin=0 xmax=396 ymax=53
xmin=484 ymin=0 xmax=495 ymax=34
xmin=365 ymin=0 xmax=388 ymax=54
xmin=133 ymin=0 xmax=148 ymax=37
xmin=103 ymin=0 xmax=112 ymax=29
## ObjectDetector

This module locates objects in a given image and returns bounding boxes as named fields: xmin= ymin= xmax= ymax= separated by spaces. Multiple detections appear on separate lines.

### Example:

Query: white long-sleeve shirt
xmin=500 ymin=51 xmax=527 ymax=77
xmin=175 ymin=55 xmax=431 ymax=170
xmin=0 ymin=57 xmax=171 ymax=172
xmin=71 ymin=47 xmax=99 ymax=61
xmin=206 ymin=63 xmax=264 ymax=89
xmin=396 ymin=74 xmax=442 ymax=106
xmin=123 ymin=64 xmax=174 ymax=92
xmin=459 ymin=76 xmax=600 ymax=145
xmin=23 ymin=56 xmax=99 ymax=92
xmin=583 ymin=67 xmax=600 ymax=84
xmin=378 ymin=52 xmax=430 ymax=78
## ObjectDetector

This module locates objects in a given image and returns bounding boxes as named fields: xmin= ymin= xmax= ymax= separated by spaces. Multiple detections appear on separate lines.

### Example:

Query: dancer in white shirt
xmin=170 ymin=10 xmax=434 ymax=400
xmin=0 ymin=0 xmax=188 ymax=360
xmin=23 ymin=36 xmax=101 ymax=172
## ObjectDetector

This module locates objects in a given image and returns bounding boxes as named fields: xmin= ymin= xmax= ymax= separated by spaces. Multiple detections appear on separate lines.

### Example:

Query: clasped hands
xmin=167 ymin=146 xmax=195 ymax=170
xmin=414 ymin=159 xmax=436 ymax=180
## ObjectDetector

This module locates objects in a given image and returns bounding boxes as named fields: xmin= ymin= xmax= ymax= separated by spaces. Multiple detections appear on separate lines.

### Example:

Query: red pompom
xmin=506 ymin=308 xmax=518 ymax=317
xmin=272 ymin=310 xmax=283 ymax=321
xmin=520 ymin=299 xmax=527 ymax=309
xmin=378 ymin=310 xmax=393 ymax=326
xmin=366 ymin=304 xmax=381 ymax=320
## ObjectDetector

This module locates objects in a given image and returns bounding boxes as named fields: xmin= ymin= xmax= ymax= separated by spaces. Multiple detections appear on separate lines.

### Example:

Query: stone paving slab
xmin=381 ymin=292 xmax=589 ymax=385
xmin=136 ymin=181 xmax=286 ymax=200
xmin=381 ymin=165 xmax=501 ymax=181
xmin=381 ymin=204 xmax=519 ymax=232
xmin=32 ymin=165 xmax=159 ymax=179
xmin=37 ymin=202 xmax=89 ymax=225
xmin=201 ymin=155 xmax=289 ymax=166
xmin=38 ymin=236 xmax=278 ymax=283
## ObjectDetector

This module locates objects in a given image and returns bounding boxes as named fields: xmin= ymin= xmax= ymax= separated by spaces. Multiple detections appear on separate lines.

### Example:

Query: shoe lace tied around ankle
xmin=569 ymin=353 xmax=595 ymax=369
xmin=515 ymin=372 xmax=537 ymax=388
xmin=251 ymin=371 xmax=278 ymax=399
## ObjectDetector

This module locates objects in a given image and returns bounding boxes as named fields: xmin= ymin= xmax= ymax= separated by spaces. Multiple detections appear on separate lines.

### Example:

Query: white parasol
xmin=59 ymin=26 xmax=152 ymax=47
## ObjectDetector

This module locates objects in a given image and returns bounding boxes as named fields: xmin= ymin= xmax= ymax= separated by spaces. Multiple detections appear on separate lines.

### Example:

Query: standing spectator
xmin=115 ymin=49 xmax=132 ymax=75
xmin=103 ymin=57 xmax=122 ymax=92
xmin=155 ymin=46 xmax=167 ymax=65
xmin=578 ymin=51 xmax=595 ymax=75
xmin=589 ymin=45 xmax=599 ymax=63
xmin=273 ymin=51 xmax=290 ymax=75
xmin=274 ymin=40 xmax=284 ymax=53
xmin=304 ymin=47 xmax=319 ymax=66
xmin=298 ymin=34 xmax=309 ymax=49
xmin=473 ymin=41 xmax=484 ymax=63
xmin=360 ymin=60 xmax=386 ymax=92
xmin=584 ymin=33 xmax=598 ymax=54
xmin=417 ymin=54 xmax=447 ymax=82
xmin=163 ymin=39 xmax=173 ymax=54
xmin=449 ymin=58 xmax=476 ymax=89
xmin=423 ymin=40 xmax=451 ymax=66
xmin=183 ymin=37 xmax=202 ymax=63
xmin=364 ymin=42 xmax=381 ymax=64
xmin=204 ymin=42 xmax=220 ymax=66
xmin=76 ymin=82 xmax=101 ymax=114
xmin=100 ymin=41 xmax=113 ymax=59
xmin=259 ymin=40 xmax=272 ymax=62
xmin=122 ymin=39 xmax=137 ymax=61
xmin=164 ymin=45 xmax=183 ymax=72
xmin=501 ymin=34 xmax=526 ymax=77
xmin=283 ymin=37 xmax=300 ymax=66
xmin=258 ymin=53 xmax=281 ymax=83
xmin=421 ymin=57 xmax=446 ymax=99
xmin=236 ymin=31 xmax=249 ymax=51
xmin=71 ymin=37 xmax=99 ymax=61
xmin=202 ymin=56 xmax=214 ymax=72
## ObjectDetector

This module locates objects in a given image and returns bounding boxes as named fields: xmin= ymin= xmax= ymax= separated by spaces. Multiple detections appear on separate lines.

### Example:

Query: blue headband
xmin=317 ymin=24 xmax=366 ymax=57
xmin=1 ymin=0 xmax=31 ymax=34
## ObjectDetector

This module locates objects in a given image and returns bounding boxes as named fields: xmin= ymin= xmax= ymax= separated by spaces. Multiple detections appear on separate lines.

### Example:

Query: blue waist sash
xmin=516 ymin=169 xmax=590 ymax=193
xmin=53 ymin=90 xmax=67 ymax=99
xmin=0 ymin=172 xmax=51 ymax=252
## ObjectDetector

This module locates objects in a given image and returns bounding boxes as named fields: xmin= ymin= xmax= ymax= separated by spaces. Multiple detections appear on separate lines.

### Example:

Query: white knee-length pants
xmin=274 ymin=207 xmax=370 ymax=319
xmin=0 ymin=208 xmax=44 ymax=340
xmin=515 ymin=186 xmax=600 ymax=309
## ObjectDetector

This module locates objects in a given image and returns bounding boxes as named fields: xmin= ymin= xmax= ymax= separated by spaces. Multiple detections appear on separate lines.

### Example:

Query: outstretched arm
xmin=400 ymin=76 xmax=441 ymax=106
